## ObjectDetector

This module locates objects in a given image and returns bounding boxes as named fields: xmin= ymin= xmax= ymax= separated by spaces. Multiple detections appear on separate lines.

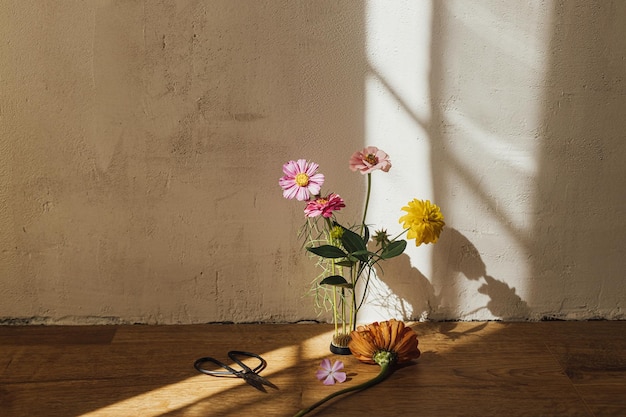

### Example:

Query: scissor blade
xmin=241 ymin=372 xmax=278 ymax=392
xmin=258 ymin=375 xmax=279 ymax=390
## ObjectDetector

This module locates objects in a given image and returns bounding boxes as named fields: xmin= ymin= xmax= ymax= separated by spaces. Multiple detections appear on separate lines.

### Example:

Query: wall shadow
xmin=427 ymin=2 xmax=626 ymax=320
xmin=531 ymin=1 xmax=626 ymax=319
xmin=440 ymin=228 xmax=530 ymax=320
xmin=374 ymin=228 xmax=529 ymax=321
xmin=369 ymin=252 xmax=439 ymax=321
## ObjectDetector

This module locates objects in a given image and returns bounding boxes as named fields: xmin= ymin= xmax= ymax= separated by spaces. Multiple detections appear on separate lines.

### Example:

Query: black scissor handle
xmin=194 ymin=356 xmax=237 ymax=376
xmin=194 ymin=351 xmax=266 ymax=377
xmin=227 ymin=350 xmax=266 ymax=374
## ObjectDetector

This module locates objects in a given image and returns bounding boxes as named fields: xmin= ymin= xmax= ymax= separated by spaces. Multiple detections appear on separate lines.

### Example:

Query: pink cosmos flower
xmin=279 ymin=159 xmax=325 ymax=201
xmin=304 ymin=193 xmax=345 ymax=218
xmin=315 ymin=359 xmax=346 ymax=385
xmin=349 ymin=146 xmax=391 ymax=174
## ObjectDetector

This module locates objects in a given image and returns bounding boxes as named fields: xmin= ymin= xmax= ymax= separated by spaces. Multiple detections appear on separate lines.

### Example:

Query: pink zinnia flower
xmin=304 ymin=193 xmax=345 ymax=218
xmin=316 ymin=359 xmax=346 ymax=385
xmin=279 ymin=159 xmax=325 ymax=201
xmin=349 ymin=146 xmax=391 ymax=174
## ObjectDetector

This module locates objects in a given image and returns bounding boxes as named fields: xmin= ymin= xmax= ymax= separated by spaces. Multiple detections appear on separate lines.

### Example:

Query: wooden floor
xmin=1 ymin=321 xmax=625 ymax=417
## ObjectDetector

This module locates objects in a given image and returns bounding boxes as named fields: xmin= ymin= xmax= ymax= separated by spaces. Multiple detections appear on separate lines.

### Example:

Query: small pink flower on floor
xmin=315 ymin=358 xmax=346 ymax=385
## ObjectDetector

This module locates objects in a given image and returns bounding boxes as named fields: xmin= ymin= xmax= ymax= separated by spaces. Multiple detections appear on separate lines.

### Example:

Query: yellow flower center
xmin=330 ymin=226 xmax=344 ymax=240
xmin=365 ymin=154 xmax=378 ymax=165
xmin=295 ymin=173 xmax=310 ymax=187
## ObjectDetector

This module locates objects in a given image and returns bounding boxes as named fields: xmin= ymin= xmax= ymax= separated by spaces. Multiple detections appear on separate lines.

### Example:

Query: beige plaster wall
xmin=1 ymin=1 xmax=625 ymax=324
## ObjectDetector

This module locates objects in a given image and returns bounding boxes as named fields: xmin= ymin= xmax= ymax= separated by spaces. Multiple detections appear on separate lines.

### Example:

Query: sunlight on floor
xmin=417 ymin=321 xmax=504 ymax=355
xmin=78 ymin=344 xmax=304 ymax=417
xmin=78 ymin=329 xmax=338 ymax=417
xmin=79 ymin=374 xmax=216 ymax=417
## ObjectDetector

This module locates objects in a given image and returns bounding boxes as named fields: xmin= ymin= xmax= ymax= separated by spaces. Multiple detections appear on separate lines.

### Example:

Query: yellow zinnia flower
xmin=398 ymin=199 xmax=445 ymax=246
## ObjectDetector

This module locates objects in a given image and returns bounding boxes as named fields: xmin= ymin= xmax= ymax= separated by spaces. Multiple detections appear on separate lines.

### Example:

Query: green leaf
xmin=380 ymin=240 xmax=407 ymax=259
xmin=351 ymin=249 xmax=374 ymax=258
xmin=363 ymin=224 xmax=370 ymax=244
xmin=335 ymin=260 xmax=356 ymax=268
xmin=306 ymin=245 xmax=347 ymax=259
xmin=320 ymin=275 xmax=353 ymax=288
xmin=341 ymin=228 xmax=367 ymax=261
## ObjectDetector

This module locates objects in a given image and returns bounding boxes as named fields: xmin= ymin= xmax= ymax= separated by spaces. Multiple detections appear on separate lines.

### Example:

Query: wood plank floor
xmin=1 ymin=321 xmax=625 ymax=417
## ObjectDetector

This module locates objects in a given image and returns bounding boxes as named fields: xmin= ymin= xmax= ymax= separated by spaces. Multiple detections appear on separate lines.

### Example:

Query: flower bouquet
xmin=279 ymin=146 xmax=444 ymax=353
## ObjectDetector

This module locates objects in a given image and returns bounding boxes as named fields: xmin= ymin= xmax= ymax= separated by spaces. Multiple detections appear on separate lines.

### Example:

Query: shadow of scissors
xmin=193 ymin=350 xmax=278 ymax=392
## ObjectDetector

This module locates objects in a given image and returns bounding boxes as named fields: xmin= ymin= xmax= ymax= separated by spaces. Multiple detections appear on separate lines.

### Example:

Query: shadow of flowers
xmin=368 ymin=227 xmax=530 ymax=321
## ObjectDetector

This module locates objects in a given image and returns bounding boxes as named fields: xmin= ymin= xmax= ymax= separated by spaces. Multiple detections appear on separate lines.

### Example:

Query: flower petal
xmin=322 ymin=374 xmax=336 ymax=385
xmin=295 ymin=159 xmax=308 ymax=173
xmin=319 ymin=358 xmax=332 ymax=371
xmin=295 ymin=186 xmax=310 ymax=201
xmin=304 ymin=161 xmax=320 ymax=176
xmin=333 ymin=371 xmax=347 ymax=383
xmin=307 ymin=182 xmax=322 ymax=196
xmin=330 ymin=360 xmax=344 ymax=372
xmin=316 ymin=369 xmax=330 ymax=381
xmin=282 ymin=185 xmax=299 ymax=200
xmin=282 ymin=161 xmax=298 ymax=176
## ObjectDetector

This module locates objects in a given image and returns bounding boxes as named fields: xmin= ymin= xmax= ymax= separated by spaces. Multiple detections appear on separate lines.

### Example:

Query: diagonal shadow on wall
xmin=530 ymin=0 xmax=626 ymax=320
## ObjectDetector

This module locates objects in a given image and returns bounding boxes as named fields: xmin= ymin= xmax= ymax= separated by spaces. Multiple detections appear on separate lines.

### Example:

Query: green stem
xmin=324 ymin=216 xmax=340 ymax=337
xmin=353 ymin=173 xmax=372 ymax=331
xmin=389 ymin=228 xmax=409 ymax=242
xmin=293 ymin=362 xmax=392 ymax=417
xmin=341 ymin=288 xmax=347 ymax=335
xmin=351 ymin=281 xmax=357 ymax=331
xmin=324 ymin=217 xmax=334 ymax=234
xmin=356 ymin=266 xmax=373 ymax=312
xmin=350 ymin=261 xmax=369 ymax=330
xmin=359 ymin=173 xmax=372 ymax=236
xmin=333 ymin=287 xmax=338 ymax=336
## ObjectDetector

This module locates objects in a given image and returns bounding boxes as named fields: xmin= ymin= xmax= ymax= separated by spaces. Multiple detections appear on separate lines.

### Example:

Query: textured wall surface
xmin=1 ymin=1 xmax=624 ymax=324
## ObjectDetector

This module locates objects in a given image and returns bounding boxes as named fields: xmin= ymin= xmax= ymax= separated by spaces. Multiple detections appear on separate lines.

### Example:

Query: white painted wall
xmin=1 ymin=1 xmax=624 ymax=324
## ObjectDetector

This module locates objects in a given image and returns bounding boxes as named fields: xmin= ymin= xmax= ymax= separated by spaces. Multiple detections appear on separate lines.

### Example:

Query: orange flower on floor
xmin=349 ymin=319 xmax=421 ymax=365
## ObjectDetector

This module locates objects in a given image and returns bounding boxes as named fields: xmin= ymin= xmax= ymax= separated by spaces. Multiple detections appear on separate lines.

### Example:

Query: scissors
xmin=194 ymin=350 xmax=278 ymax=392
